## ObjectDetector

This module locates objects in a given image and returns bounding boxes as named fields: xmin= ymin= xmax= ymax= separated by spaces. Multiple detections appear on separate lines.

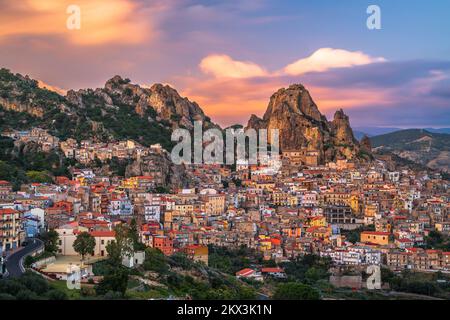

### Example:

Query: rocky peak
xmin=246 ymin=84 xmax=366 ymax=164
xmin=263 ymin=84 xmax=326 ymax=124
xmin=330 ymin=108 xmax=357 ymax=145
xmin=69 ymin=76 xmax=216 ymax=131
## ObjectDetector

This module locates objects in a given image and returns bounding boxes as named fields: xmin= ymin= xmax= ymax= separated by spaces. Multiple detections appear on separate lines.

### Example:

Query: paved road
xmin=5 ymin=238 xmax=44 ymax=278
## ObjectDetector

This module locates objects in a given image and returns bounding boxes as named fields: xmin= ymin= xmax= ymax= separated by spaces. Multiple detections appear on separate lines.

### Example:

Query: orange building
xmin=153 ymin=235 xmax=174 ymax=256
xmin=361 ymin=231 xmax=390 ymax=245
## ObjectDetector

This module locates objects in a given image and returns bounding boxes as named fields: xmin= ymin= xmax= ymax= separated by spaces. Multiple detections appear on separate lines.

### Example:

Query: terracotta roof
xmin=236 ymin=268 xmax=255 ymax=277
xmin=90 ymin=230 xmax=115 ymax=237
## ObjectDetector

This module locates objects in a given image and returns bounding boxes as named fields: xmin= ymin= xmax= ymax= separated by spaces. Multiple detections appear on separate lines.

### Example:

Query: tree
xmin=40 ymin=229 xmax=59 ymax=253
xmin=105 ymin=240 xmax=122 ymax=266
xmin=154 ymin=186 xmax=170 ymax=194
xmin=73 ymin=232 xmax=96 ymax=262
xmin=25 ymin=170 xmax=53 ymax=183
xmin=24 ymin=256 xmax=35 ymax=268
xmin=143 ymin=248 xmax=169 ymax=273
xmin=114 ymin=224 xmax=133 ymax=258
xmin=46 ymin=289 xmax=68 ymax=300
xmin=273 ymin=283 xmax=320 ymax=300
xmin=96 ymin=266 xmax=129 ymax=297
xmin=128 ymin=218 xmax=143 ymax=251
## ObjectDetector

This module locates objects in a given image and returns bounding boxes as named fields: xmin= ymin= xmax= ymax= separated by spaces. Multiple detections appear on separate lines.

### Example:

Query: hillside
xmin=0 ymin=67 xmax=219 ymax=189
xmin=370 ymin=129 xmax=450 ymax=172
xmin=0 ymin=68 xmax=217 ymax=150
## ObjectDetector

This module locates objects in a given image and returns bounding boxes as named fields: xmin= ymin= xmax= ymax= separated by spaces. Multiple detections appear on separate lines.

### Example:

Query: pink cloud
xmin=177 ymin=49 xmax=392 ymax=126
xmin=283 ymin=48 xmax=386 ymax=75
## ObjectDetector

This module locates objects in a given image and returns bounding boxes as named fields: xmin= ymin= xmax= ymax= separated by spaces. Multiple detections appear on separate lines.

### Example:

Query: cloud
xmin=183 ymin=55 xmax=450 ymax=127
xmin=199 ymin=48 xmax=386 ymax=81
xmin=189 ymin=48 xmax=390 ymax=125
xmin=283 ymin=48 xmax=386 ymax=76
xmin=0 ymin=0 xmax=156 ymax=46
xmin=199 ymin=54 xmax=268 ymax=79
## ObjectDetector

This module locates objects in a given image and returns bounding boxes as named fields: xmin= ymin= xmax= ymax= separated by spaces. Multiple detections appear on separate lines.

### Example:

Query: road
xmin=5 ymin=238 xmax=44 ymax=278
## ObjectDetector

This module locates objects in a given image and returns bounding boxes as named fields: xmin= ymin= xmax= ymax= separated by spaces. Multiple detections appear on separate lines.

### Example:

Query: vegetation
xmin=381 ymin=268 xmax=450 ymax=299
xmin=143 ymin=248 xmax=170 ymax=274
xmin=39 ymin=229 xmax=59 ymax=254
xmin=24 ymin=251 xmax=55 ymax=267
xmin=0 ymin=68 xmax=175 ymax=153
xmin=79 ymin=91 xmax=174 ymax=150
xmin=0 ymin=271 xmax=67 ymax=300
xmin=370 ymin=129 xmax=450 ymax=150
xmin=273 ymin=282 xmax=320 ymax=300
xmin=73 ymin=232 xmax=96 ymax=262
xmin=419 ymin=231 xmax=450 ymax=251
xmin=0 ymin=135 xmax=72 ymax=189
xmin=95 ymin=223 xmax=137 ymax=297
xmin=280 ymin=255 xmax=332 ymax=285
xmin=139 ymin=248 xmax=257 ymax=300
xmin=208 ymin=245 xmax=273 ymax=274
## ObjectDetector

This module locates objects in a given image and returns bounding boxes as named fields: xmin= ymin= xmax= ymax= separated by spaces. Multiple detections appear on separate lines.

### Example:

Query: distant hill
xmin=370 ymin=129 xmax=450 ymax=172
xmin=354 ymin=126 xmax=450 ymax=137
xmin=424 ymin=128 xmax=450 ymax=134
xmin=353 ymin=127 xmax=401 ymax=137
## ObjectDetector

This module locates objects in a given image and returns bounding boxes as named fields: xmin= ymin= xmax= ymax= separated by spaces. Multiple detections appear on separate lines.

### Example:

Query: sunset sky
xmin=1 ymin=0 xmax=449 ymax=128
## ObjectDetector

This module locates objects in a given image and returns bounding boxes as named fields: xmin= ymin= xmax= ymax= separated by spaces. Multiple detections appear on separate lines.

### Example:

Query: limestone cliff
xmin=246 ymin=84 xmax=364 ymax=164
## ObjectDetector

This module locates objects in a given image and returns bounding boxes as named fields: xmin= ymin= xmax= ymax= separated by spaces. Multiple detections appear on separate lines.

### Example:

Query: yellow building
xmin=360 ymin=231 xmax=390 ymax=245
xmin=350 ymin=195 xmax=360 ymax=215
xmin=272 ymin=190 xmax=289 ymax=206
xmin=310 ymin=216 xmax=327 ymax=227
xmin=202 ymin=194 xmax=225 ymax=215
xmin=364 ymin=203 xmax=378 ymax=217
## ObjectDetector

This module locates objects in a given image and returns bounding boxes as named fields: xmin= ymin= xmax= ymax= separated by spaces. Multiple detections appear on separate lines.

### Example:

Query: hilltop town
xmin=0 ymin=69 xmax=449 ymax=300
xmin=1 ymin=123 xmax=449 ymax=299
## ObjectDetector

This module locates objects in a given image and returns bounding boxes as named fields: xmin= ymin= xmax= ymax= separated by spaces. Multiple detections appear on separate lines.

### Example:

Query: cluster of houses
xmin=2 ymin=128 xmax=164 ymax=164
xmin=0 ymin=130 xmax=449 ymax=279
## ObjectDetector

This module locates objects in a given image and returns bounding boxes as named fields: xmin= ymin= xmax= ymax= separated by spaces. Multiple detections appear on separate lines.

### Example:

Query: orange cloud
xmin=283 ymin=48 xmax=386 ymax=75
xmin=180 ymin=77 xmax=395 ymax=128
xmin=200 ymin=54 xmax=268 ymax=79
xmin=183 ymin=49 xmax=391 ymax=126
xmin=0 ymin=0 xmax=155 ymax=45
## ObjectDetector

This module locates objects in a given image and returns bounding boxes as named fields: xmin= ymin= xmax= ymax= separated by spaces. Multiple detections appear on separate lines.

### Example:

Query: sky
xmin=0 ymin=0 xmax=449 ymax=128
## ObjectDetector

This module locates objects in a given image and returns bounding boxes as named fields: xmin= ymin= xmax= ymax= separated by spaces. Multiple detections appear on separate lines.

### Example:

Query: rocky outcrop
xmin=0 ymin=98 xmax=45 ymax=118
xmin=246 ymin=84 xmax=365 ymax=164
xmin=330 ymin=109 xmax=357 ymax=145
xmin=91 ymin=75 xmax=216 ymax=131
xmin=360 ymin=135 xmax=372 ymax=153
xmin=125 ymin=152 xmax=191 ymax=189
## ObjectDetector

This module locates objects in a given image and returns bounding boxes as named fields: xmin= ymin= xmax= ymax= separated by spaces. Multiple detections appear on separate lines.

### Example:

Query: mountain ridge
xmin=370 ymin=129 xmax=450 ymax=172
xmin=0 ymin=68 xmax=217 ymax=150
